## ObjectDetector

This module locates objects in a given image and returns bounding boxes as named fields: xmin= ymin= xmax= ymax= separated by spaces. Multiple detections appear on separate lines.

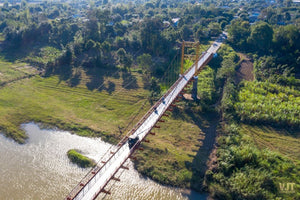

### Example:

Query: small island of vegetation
xmin=67 ymin=149 xmax=96 ymax=168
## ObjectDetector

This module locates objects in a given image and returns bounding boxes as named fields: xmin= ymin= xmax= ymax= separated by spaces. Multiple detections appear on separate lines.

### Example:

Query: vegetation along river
xmin=0 ymin=123 xmax=207 ymax=200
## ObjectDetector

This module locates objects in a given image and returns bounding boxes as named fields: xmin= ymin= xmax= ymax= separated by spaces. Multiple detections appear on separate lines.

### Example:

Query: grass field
xmin=240 ymin=124 xmax=300 ymax=161
xmin=0 ymin=59 xmax=38 ymax=85
xmin=0 ymin=65 xmax=150 ymax=143
xmin=135 ymin=107 xmax=219 ymax=189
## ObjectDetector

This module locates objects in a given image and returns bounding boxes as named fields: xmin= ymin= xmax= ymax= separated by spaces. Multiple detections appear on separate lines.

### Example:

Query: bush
xmin=235 ymin=81 xmax=300 ymax=128
xmin=67 ymin=149 xmax=96 ymax=168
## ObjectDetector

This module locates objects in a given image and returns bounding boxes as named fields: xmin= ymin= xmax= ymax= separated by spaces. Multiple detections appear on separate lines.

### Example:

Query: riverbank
xmin=1 ymin=123 xmax=206 ymax=199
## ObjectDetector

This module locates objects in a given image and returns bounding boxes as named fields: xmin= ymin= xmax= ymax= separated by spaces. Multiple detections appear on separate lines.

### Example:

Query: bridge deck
xmin=66 ymin=33 xmax=225 ymax=200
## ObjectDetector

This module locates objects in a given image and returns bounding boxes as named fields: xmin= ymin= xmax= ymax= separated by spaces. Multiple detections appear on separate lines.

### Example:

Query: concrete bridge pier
xmin=191 ymin=76 xmax=198 ymax=101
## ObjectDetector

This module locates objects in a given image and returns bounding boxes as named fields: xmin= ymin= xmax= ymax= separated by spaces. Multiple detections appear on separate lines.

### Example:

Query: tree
xmin=140 ymin=18 xmax=166 ymax=56
xmin=239 ymin=12 xmax=249 ymax=21
xmin=284 ymin=0 xmax=292 ymax=7
xmin=137 ymin=54 xmax=152 ymax=88
xmin=260 ymin=7 xmax=277 ymax=24
xmin=217 ymin=58 xmax=236 ymax=81
xmin=247 ymin=22 xmax=273 ymax=54
xmin=60 ymin=46 xmax=73 ymax=65
xmin=117 ymin=48 xmax=132 ymax=69
xmin=227 ymin=19 xmax=250 ymax=49
xmin=137 ymin=53 xmax=152 ymax=71
xmin=274 ymin=25 xmax=300 ymax=54
xmin=208 ymin=22 xmax=222 ymax=37
xmin=181 ymin=24 xmax=193 ymax=41
xmin=254 ymin=56 xmax=276 ymax=81
xmin=84 ymin=18 xmax=100 ymax=42
xmin=117 ymin=48 xmax=126 ymax=59
xmin=123 ymin=54 xmax=133 ymax=69
xmin=285 ymin=12 xmax=291 ymax=21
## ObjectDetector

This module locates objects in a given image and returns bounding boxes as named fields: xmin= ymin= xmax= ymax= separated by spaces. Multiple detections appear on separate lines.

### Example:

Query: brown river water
xmin=0 ymin=123 xmax=207 ymax=200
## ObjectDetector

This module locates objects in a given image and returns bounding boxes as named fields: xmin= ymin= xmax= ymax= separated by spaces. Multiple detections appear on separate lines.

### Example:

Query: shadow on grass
xmin=68 ymin=70 xmax=81 ymax=87
xmin=105 ymin=81 xmax=116 ymax=94
xmin=85 ymin=67 xmax=119 ymax=93
xmin=3 ymin=43 xmax=139 ymax=93
xmin=184 ymin=109 xmax=219 ymax=192
xmin=45 ymin=63 xmax=121 ymax=93
xmin=1 ymin=45 xmax=32 ymax=62
xmin=85 ymin=68 xmax=105 ymax=91
xmin=58 ymin=64 xmax=73 ymax=81
xmin=122 ymin=70 xmax=139 ymax=89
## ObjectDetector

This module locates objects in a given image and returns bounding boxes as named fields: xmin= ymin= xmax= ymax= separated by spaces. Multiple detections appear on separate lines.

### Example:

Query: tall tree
xmin=227 ymin=19 xmax=250 ymax=49
xmin=141 ymin=18 xmax=163 ymax=55
xmin=247 ymin=22 xmax=273 ymax=54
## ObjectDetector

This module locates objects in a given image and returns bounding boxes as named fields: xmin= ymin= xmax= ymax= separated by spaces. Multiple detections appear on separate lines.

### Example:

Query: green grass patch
xmin=197 ymin=66 xmax=216 ymax=104
xmin=240 ymin=124 xmax=300 ymax=161
xmin=135 ymin=107 xmax=218 ymax=189
xmin=67 ymin=149 xmax=96 ymax=168
xmin=25 ymin=46 xmax=61 ymax=66
xmin=0 ymin=68 xmax=150 ymax=144
xmin=0 ymin=59 xmax=38 ymax=85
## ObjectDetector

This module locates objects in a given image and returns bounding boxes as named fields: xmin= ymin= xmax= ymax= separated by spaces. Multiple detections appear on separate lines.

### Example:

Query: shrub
xmin=67 ymin=149 xmax=96 ymax=168
xmin=235 ymin=81 xmax=300 ymax=128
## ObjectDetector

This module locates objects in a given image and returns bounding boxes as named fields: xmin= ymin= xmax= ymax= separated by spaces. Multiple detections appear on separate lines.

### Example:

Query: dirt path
xmin=235 ymin=54 xmax=254 ymax=83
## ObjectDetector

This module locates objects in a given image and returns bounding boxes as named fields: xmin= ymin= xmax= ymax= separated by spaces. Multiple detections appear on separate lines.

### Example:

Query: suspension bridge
xmin=65 ymin=33 xmax=226 ymax=200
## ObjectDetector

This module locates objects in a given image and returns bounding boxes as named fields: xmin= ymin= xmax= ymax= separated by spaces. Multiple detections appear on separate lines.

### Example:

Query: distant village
xmin=1 ymin=0 xmax=300 ymax=26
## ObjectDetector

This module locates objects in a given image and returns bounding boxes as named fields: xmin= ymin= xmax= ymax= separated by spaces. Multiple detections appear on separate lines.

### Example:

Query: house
xmin=172 ymin=18 xmax=180 ymax=27
xmin=163 ymin=20 xmax=171 ymax=28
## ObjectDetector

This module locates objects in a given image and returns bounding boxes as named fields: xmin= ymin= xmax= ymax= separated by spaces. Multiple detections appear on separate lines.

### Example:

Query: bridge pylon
xmin=180 ymin=41 xmax=200 ymax=75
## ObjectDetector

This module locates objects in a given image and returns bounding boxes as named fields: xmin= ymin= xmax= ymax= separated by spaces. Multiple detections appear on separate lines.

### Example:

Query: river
xmin=0 ymin=123 xmax=207 ymax=200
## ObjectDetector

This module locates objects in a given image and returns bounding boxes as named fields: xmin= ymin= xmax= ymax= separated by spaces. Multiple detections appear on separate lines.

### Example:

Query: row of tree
xmin=228 ymin=19 xmax=300 ymax=82
xmin=1 ymin=0 xmax=232 ymax=79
